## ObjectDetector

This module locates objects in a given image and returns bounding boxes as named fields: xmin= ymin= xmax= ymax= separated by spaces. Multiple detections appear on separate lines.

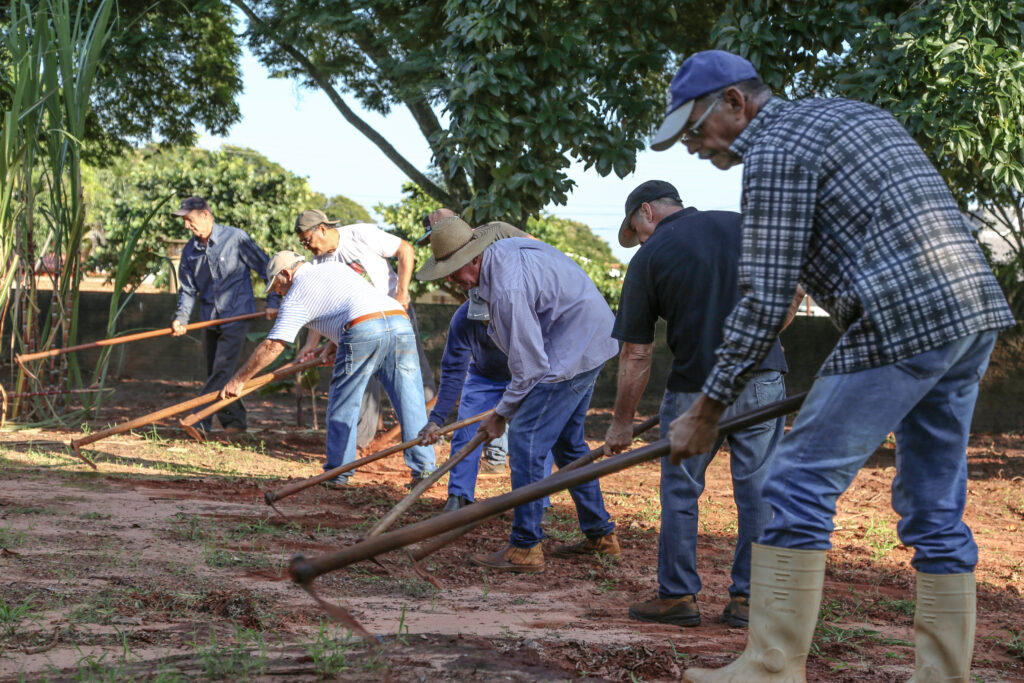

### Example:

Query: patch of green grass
xmin=862 ymin=514 xmax=900 ymax=562
xmin=68 ymin=590 xmax=120 ymax=625
xmin=170 ymin=513 xmax=212 ymax=542
xmin=79 ymin=511 xmax=113 ymax=520
xmin=189 ymin=627 xmax=267 ymax=680
xmin=228 ymin=517 xmax=300 ymax=540
xmin=810 ymin=624 xmax=876 ymax=655
xmin=4 ymin=505 xmax=57 ymax=516
xmin=995 ymin=629 xmax=1024 ymax=661
xmin=305 ymin=621 xmax=356 ymax=676
xmin=635 ymin=496 xmax=660 ymax=525
xmin=873 ymin=596 xmax=915 ymax=616
xmin=202 ymin=544 xmax=275 ymax=570
xmin=0 ymin=595 xmax=38 ymax=637
xmin=69 ymin=652 xmax=137 ymax=683
xmin=0 ymin=524 xmax=28 ymax=548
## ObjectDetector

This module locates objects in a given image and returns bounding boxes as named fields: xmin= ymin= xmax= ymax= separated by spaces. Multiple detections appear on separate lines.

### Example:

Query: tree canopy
xmin=714 ymin=0 xmax=1024 ymax=315
xmin=378 ymin=183 xmax=624 ymax=307
xmin=232 ymin=0 xmax=723 ymax=227
xmin=0 ymin=0 xmax=244 ymax=161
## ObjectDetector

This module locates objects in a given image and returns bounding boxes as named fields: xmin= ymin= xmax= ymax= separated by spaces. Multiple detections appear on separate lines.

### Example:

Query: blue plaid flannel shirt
xmin=704 ymin=97 xmax=1016 ymax=405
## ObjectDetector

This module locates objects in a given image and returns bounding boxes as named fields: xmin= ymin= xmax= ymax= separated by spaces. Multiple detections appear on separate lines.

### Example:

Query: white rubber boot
xmin=683 ymin=544 xmax=826 ymax=683
xmin=909 ymin=572 xmax=976 ymax=682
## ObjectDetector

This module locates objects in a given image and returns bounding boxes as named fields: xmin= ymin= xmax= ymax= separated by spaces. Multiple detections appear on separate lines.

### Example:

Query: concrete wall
xmin=5 ymin=292 xmax=1022 ymax=432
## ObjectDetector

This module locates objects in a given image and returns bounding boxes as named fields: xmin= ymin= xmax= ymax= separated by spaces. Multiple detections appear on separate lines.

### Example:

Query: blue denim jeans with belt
xmin=508 ymin=365 xmax=615 ymax=548
xmin=324 ymin=315 xmax=436 ymax=479
xmin=760 ymin=332 xmax=997 ymax=574
xmin=659 ymin=370 xmax=786 ymax=599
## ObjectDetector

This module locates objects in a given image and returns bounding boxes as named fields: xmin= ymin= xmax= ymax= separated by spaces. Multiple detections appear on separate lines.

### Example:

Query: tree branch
xmin=343 ymin=18 xmax=474 ymax=208
xmin=231 ymin=0 xmax=454 ymax=207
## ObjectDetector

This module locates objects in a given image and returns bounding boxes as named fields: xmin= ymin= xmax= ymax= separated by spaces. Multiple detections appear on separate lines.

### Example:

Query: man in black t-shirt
xmin=606 ymin=180 xmax=800 ymax=629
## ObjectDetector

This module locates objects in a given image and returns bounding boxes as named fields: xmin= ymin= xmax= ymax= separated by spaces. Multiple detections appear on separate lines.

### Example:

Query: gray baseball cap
xmin=264 ymin=250 xmax=306 ymax=294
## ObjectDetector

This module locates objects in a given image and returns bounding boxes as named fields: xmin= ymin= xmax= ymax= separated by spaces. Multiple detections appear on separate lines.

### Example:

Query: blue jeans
xmin=508 ymin=365 xmax=614 ymax=548
xmin=447 ymin=372 xmax=507 ymax=501
xmin=761 ymin=332 xmax=997 ymax=574
xmin=447 ymin=372 xmax=553 ymax=504
xmin=324 ymin=316 xmax=436 ymax=479
xmin=659 ymin=370 xmax=786 ymax=598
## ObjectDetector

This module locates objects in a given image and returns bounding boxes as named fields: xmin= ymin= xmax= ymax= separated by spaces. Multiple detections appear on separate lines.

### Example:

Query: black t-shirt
xmin=612 ymin=207 xmax=788 ymax=393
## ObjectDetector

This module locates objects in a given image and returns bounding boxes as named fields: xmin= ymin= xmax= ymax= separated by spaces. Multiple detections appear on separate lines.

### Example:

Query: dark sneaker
xmin=628 ymin=595 xmax=701 ymax=627
xmin=550 ymin=532 xmax=620 ymax=558
xmin=470 ymin=544 xmax=545 ymax=573
xmin=443 ymin=494 xmax=472 ymax=512
xmin=722 ymin=594 xmax=749 ymax=627
xmin=321 ymin=476 xmax=349 ymax=489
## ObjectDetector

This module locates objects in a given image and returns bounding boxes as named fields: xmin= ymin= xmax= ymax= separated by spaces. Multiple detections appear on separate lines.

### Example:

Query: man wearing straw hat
xmin=222 ymin=251 xmax=436 ymax=486
xmin=417 ymin=217 xmax=619 ymax=573
xmin=170 ymin=196 xmax=280 ymax=436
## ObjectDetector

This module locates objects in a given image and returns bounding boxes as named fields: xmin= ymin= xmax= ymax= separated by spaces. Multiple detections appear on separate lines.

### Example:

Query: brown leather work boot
xmin=550 ymin=532 xmax=620 ymax=558
xmin=629 ymin=595 xmax=701 ymax=627
xmin=470 ymin=544 xmax=545 ymax=573
xmin=722 ymin=594 xmax=750 ymax=627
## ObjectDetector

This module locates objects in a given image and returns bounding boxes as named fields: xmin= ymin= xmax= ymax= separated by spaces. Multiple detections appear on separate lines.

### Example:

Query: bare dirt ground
xmin=1 ymin=378 xmax=1022 ymax=681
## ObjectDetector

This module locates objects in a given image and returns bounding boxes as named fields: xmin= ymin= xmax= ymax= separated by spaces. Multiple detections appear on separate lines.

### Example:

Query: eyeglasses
xmin=298 ymin=226 xmax=320 ymax=248
xmin=679 ymin=94 xmax=723 ymax=143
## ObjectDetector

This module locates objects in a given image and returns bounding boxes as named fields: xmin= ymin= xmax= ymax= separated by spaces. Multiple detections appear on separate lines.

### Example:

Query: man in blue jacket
xmin=170 ymin=196 xmax=280 ymax=434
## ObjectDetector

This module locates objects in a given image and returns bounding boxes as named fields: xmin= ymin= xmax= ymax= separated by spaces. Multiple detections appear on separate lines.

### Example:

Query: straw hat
xmin=415 ymin=217 xmax=503 ymax=281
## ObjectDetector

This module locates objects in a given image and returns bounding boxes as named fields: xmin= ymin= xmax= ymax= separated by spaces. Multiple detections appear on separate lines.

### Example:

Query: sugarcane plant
xmin=0 ymin=0 xmax=148 ymax=424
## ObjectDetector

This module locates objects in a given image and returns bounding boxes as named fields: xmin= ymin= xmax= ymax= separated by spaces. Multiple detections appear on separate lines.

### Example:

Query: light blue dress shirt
xmin=477 ymin=238 xmax=618 ymax=418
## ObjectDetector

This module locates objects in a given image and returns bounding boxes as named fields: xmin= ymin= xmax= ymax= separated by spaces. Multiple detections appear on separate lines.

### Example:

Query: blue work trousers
xmin=324 ymin=316 xmax=435 ymax=479
xmin=761 ymin=332 xmax=997 ymax=574
xmin=659 ymin=370 xmax=786 ymax=598
xmin=197 ymin=320 xmax=251 ymax=431
xmin=508 ymin=365 xmax=614 ymax=548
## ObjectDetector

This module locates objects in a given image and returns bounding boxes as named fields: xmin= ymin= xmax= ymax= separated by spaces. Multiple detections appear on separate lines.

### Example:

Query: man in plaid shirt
xmin=652 ymin=50 xmax=1016 ymax=683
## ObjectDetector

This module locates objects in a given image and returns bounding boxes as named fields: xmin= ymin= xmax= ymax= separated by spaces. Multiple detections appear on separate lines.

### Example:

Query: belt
xmin=344 ymin=309 xmax=408 ymax=331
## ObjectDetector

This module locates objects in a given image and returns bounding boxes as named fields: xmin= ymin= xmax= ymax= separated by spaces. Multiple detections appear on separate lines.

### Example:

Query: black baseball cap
xmin=171 ymin=196 xmax=210 ymax=217
xmin=618 ymin=180 xmax=682 ymax=247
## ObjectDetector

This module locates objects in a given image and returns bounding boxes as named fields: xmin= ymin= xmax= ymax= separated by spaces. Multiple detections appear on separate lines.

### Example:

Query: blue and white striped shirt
xmin=268 ymin=261 xmax=402 ymax=344
xmin=704 ymin=97 xmax=1016 ymax=404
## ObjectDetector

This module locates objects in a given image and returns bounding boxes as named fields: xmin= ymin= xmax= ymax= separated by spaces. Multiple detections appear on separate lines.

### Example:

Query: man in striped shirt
xmin=293 ymin=209 xmax=435 ymax=451
xmin=220 ymin=251 xmax=435 ymax=485
xmin=653 ymin=50 xmax=1016 ymax=682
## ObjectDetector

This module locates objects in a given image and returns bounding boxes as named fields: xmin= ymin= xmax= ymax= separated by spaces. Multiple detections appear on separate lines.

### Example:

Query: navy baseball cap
xmin=650 ymin=50 xmax=758 ymax=151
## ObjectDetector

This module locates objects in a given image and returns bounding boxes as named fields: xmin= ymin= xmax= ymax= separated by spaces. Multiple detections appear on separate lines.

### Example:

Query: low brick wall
xmin=4 ymin=292 xmax=1021 ymax=432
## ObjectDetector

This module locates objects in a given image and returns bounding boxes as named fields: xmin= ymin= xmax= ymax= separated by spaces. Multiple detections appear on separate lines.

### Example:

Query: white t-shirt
xmin=268 ymin=261 xmax=402 ymax=344
xmin=313 ymin=223 xmax=402 ymax=297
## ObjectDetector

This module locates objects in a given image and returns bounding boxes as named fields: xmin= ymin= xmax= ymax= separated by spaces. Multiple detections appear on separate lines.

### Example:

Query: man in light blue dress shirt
xmin=417 ymin=217 xmax=619 ymax=573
